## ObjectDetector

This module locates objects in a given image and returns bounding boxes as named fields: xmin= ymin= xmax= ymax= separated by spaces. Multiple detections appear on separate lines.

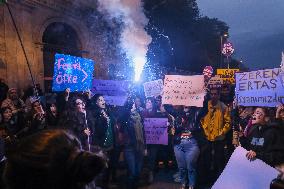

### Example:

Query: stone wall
xmin=0 ymin=0 xmax=109 ymax=91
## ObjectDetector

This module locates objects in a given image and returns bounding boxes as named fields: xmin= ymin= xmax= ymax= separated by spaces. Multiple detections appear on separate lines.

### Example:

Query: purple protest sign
xmin=236 ymin=68 xmax=284 ymax=107
xmin=144 ymin=118 xmax=168 ymax=145
xmin=92 ymin=79 xmax=131 ymax=106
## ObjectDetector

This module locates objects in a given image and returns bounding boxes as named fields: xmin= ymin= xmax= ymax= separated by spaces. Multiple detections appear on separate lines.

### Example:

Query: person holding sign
xmin=200 ymin=88 xmax=231 ymax=182
xmin=118 ymin=97 xmax=146 ymax=189
xmin=142 ymin=97 xmax=159 ymax=184
xmin=91 ymin=94 xmax=114 ymax=151
xmin=90 ymin=94 xmax=115 ymax=189
xmin=172 ymin=105 xmax=207 ymax=189
xmin=60 ymin=97 xmax=94 ymax=151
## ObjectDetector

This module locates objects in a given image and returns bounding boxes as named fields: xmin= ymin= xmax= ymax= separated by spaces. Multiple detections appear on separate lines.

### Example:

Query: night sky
xmin=197 ymin=0 xmax=284 ymax=70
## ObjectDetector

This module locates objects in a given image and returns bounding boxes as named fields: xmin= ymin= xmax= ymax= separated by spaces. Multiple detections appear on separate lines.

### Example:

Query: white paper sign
xmin=162 ymin=75 xmax=205 ymax=107
xmin=143 ymin=79 xmax=163 ymax=98
xmin=212 ymin=146 xmax=279 ymax=189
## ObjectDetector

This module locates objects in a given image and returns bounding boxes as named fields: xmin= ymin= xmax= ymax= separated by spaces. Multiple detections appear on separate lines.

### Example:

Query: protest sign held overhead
xmin=92 ymin=79 xmax=131 ymax=106
xmin=162 ymin=75 xmax=205 ymax=107
xmin=144 ymin=118 xmax=168 ymax=145
xmin=143 ymin=79 xmax=163 ymax=98
xmin=52 ymin=53 xmax=94 ymax=92
xmin=217 ymin=69 xmax=239 ymax=84
xmin=235 ymin=68 xmax=284 ymax=107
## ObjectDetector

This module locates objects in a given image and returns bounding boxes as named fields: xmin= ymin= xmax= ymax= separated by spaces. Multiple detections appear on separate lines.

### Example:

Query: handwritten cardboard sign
xmin=162 ymin=75 xmax=205 ymax=107
xmin=52 ymin=53 xmax=94 ymax=92
xmin=144 ymin=118 xmax=168 ymax=145
xmin=208 ymin=75 xmax=223 ymax=88
xmin=212 ymin=147 xmax=278 ymax=189
xmin=92 ymin=79 xmax=131 ymax=106
xmin=103 ymin=96 xmax=128 ymax=107
xmin=235 ymin=68 xmax=284 ymax=107
xmin=217 ymin=69 xmax=239 ymax=84
xmin=143 ymin=79 xmax=163 ymax=98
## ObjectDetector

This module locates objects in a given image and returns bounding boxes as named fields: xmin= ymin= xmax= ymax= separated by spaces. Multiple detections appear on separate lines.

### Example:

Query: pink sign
xmin=162 ymin=75 xmax=205 ymax=107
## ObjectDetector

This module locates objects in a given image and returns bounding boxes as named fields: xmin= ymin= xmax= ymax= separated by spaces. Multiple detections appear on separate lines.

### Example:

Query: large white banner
xmin=162 ymin=75 xmax=205 ymax=107
xmin=235 ymin=68 xmax=284 ymax=107
xmin=212 ymin=147 xmax=279 ymax=189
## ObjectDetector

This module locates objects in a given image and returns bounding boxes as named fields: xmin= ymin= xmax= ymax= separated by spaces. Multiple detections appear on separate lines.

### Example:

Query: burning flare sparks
xmin=98 ymin=0 xmax=152 ymax=81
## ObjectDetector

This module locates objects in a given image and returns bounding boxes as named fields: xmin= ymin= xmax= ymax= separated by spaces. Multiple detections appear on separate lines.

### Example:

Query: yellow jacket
xmin=201 ymin=100 xmax=231 ymax=141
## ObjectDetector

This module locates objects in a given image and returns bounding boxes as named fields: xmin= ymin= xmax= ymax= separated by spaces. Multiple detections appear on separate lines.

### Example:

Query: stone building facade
xmin=0 ymin=0 xmax=114 ymax=91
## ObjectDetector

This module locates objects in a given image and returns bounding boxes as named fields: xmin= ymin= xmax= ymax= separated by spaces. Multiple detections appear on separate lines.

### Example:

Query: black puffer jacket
xmin=92 ymin=109 xmax=114 ymax=149
xmin=241 ymin=123 xmax=284 ymax=166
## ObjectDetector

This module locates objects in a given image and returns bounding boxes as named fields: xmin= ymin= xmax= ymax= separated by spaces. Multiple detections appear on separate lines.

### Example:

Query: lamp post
xmin=239 ymin=59 xmax=243 ymax=70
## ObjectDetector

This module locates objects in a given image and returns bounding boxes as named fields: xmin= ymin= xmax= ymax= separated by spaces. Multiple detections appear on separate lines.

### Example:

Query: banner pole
xmin=5 ymin=2 xmax=37 ymax=95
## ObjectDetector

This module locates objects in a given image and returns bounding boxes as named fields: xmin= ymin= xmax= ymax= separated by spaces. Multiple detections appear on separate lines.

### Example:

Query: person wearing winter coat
xmin=60 ymin=97 xmax=94 ymax=151
xmin=240 ymin=107 xmax=284 ymax=167
xmin=118 ymin=97 xmax=146 ymax=189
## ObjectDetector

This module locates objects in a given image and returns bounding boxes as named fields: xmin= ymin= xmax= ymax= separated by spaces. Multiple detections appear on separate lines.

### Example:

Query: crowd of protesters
xmin=0 ymin=77 xmax=284 ymax=189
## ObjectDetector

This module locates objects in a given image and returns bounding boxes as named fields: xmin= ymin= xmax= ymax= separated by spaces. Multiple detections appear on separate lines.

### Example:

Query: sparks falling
xmin=97 ymin=0 xmax=152 ymax=81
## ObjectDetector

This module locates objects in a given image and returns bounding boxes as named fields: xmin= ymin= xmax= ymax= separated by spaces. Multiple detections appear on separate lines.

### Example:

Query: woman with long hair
xmin=60 ymin=97 xmax=94 ymax=151
xmin=90 ymin=94 xmax=114 ymax=150
xmin=240 ymin=107 xmax=284 ymax=167
xmin=0 ymin=107 xmax=21 ymax=139
xmin=90 ymin=94 xmax=115 ymax=189
xmin=118 ymin=96 xmax=146 ymax=189
xmin=46 ymin=103 xmax=60 ymax=128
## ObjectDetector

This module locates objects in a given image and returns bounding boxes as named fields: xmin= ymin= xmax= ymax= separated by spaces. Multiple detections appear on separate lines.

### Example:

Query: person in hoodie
xmin=240 ymin=107 xmax=284 ymax=167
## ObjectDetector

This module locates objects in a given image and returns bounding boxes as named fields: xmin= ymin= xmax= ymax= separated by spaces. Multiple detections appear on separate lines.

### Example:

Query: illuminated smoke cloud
xmin=97 ymin=0 xmax=152 ymax=81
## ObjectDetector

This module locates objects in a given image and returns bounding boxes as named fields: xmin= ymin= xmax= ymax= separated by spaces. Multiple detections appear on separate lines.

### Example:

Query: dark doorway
xmin=42 ymin=22 xmax=81 ymax=92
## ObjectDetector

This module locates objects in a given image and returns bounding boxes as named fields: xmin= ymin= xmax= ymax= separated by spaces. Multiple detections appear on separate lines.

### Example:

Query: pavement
xmin=107 ymin=167 xmax=213 ymax=189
